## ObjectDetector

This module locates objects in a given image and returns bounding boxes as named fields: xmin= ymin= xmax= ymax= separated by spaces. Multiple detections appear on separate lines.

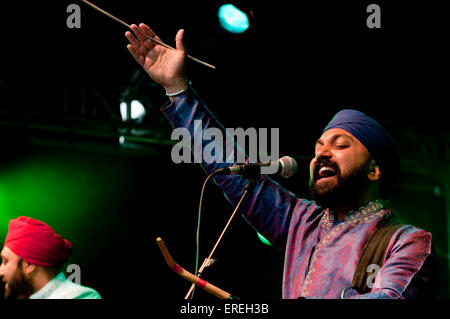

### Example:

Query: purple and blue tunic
xmin=161 ymin=88 xmax=434 ymax=299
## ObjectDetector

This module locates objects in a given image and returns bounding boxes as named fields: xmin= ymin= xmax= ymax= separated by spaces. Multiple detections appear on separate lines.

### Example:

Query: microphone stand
xmin=184 ymin=177 xmax=256 ymax=299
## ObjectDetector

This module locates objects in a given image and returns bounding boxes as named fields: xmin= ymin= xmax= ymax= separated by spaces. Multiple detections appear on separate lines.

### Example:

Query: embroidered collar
xmin=320 ymin=199 xmax=387 ymax=230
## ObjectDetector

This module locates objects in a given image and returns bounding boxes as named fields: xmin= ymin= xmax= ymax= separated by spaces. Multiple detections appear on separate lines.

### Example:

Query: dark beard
xmin=309 ymin=159 xmax=371 ymax=210
xmin=5 ymin=260 xmax=34 ymax=299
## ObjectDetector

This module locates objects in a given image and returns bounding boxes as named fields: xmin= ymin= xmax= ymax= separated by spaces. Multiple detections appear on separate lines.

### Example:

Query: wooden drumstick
xmin=80 ymin=0 xmax=216 ymax=70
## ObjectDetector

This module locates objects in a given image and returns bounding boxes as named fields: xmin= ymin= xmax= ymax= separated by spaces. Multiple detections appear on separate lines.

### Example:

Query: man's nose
xmin=0 ymin=263 xmax=6 ymax=276
xmin=315 ymin=144 xmax=332 ymax=160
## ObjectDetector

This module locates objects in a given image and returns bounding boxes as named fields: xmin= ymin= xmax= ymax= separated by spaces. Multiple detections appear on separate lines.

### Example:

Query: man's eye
xmin=335 ymin=145 xmax=349 ymax=149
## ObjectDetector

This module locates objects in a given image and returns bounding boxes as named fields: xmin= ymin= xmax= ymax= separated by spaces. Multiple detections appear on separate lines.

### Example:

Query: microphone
xmin=213 ymin=156 xmax=298 ymax=178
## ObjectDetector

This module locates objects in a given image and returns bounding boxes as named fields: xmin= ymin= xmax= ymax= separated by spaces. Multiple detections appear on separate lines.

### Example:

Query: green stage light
xmin=0 ymin=155 xmax=116 ymax=241
xmin=218 ymin=4 xmax=249 ymax=34
xmin=256 ymin=232 xmax=272 ymax=247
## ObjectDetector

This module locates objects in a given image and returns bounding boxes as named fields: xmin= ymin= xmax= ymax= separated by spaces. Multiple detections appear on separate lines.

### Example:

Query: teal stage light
xmin=218 ymin=4 xmax=249 ymax=34
xmin=257 ymin=232 xmax=273 ymax=247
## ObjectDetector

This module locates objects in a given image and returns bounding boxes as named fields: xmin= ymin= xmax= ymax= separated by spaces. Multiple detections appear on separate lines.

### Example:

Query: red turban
xmin=4 ymin=216 xmax=72 ymax=267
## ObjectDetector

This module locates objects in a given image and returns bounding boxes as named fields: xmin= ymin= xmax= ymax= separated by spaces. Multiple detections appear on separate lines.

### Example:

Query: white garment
xmin=29 ymin=272 xmax=101 ymax=299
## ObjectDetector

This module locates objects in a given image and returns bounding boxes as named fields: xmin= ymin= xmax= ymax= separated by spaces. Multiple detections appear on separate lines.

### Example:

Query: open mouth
xmin=316 ymin=165 xmax=338 ymax=181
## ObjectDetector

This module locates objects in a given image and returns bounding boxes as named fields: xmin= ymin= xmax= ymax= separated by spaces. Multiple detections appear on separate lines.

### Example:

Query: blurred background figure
xmin=0 ymin=216 xmax=101 ymax=299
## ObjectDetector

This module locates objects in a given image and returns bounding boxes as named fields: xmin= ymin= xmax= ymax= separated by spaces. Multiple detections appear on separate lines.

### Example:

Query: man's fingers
xmin=139 ymin=23 xmax=160 ymax=41
xmin=130 ymin=24 xmax=146 ymax=44
xmin=130 ymin=24 xmax=154 ymax=50
xmin=127 ymin=44 xmax=145 ymax=66
xmin=126 ymin=30 xmax=148 ymax=56
xmin=125 ymin=31 xmax=141 ymax=51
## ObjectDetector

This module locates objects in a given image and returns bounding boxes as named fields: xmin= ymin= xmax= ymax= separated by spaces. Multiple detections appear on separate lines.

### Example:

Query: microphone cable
xmin=188 ymin=170 xmax=217 ymax=299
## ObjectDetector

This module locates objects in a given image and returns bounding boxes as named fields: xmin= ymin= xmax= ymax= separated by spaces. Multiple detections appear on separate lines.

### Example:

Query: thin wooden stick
xmin=81 ymin=0 xmax=216 ymax=70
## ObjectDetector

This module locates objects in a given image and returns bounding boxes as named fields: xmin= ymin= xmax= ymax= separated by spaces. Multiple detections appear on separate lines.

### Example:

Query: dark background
xmin=0 ymin=0 xmax=448 ymax=306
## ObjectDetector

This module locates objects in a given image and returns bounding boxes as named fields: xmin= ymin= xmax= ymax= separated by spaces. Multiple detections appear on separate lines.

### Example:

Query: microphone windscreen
xmin=279 ymin=156 xmax=298 ymax=178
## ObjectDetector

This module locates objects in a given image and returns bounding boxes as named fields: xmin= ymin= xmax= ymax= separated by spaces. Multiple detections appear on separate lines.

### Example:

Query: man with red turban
xmin=0 ymin=216 xmax=101 ymax=299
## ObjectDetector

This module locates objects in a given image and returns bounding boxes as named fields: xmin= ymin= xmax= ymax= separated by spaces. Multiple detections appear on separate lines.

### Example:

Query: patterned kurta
xmin=161 ymin=87 xmax=434 ymax=299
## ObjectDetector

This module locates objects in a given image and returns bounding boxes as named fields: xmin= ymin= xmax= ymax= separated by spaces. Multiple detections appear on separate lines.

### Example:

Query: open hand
xmin=125 ymin=23 xmax=188 ymax=94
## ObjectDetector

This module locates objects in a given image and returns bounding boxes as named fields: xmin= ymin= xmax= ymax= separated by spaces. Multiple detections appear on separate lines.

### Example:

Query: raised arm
xmin=124 ymin=25 xmax=316 ymax=248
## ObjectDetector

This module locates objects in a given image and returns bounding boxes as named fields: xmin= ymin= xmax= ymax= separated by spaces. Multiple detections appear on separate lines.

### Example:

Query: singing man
xmin=124 ymin=23 xmax=436 ymax=298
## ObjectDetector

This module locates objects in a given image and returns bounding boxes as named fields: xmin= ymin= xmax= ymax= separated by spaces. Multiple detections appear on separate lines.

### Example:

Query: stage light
xmin=257 ymin=232 xmax=272 ymax=247
xmin=130 ymin=100 xmax=146 ymax=119
xmin=434 ymin=186 xmax=441 ymax=196
xmin=218 ymin=4 xmax=249 ymax=34
xmin=120 ymin=100 xmax=146 ymax=121
xmin=120 ymin=102 xmax=127 ymax=121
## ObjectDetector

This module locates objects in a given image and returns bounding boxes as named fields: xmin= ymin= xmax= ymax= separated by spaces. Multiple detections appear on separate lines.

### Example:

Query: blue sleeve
xmin=161 ymin=87 xmax=314 ymax=247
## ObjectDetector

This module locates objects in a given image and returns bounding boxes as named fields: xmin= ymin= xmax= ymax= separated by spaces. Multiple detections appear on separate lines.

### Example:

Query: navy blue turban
xmin=323 ymin=109 xmax=400 ymax=195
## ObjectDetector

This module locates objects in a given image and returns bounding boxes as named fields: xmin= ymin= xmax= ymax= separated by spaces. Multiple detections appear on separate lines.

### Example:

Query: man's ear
xmin=368 ymin=159 xmax=382 ymax=182
xmin=21 ymin=260 xmax=36 ymax=276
